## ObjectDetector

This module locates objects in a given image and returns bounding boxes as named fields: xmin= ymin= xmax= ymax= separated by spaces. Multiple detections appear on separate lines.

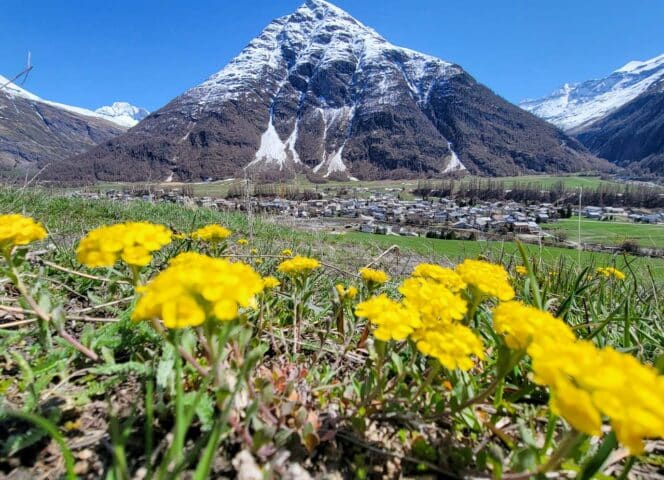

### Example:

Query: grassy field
xmin=330 ymin=231 xmax=664 ymax=282
xmin=543 ymin=218 xmax=664 ymax=249
xmin=3 ymin=187 xmax=662 ymax=280
xmin=75 ymin=173 xmax=640 ymax=199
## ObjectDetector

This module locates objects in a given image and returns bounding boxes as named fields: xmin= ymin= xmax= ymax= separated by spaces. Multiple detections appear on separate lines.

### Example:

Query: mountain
xmin=0 ymin=74 xmax=125 ymax=173
xmin=520 ymin=53 xmax=664 ymax=132
xmin=95 ymin=102 xmax=150 ymax=128
xmin=52 ymin=0 xmax=605 ymax=182
xmin=576 ymin=77 xmax=664 ymax=174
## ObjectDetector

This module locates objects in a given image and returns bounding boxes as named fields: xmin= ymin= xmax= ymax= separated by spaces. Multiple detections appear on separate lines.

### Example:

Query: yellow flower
xmin=262 ymin=276 xmax=281 ymax=290
xmin=250 ymin=248 xmax=259 ymax=255
xmin=515 ymin=265 xmax=528 ymax=276
xmin=281 ymin=249 xmax=293 ymax=257
xmin=335 ymin=284 xmax=358 ymax=301
xmin=596 ymin=267 xmax=625 ymax=280
xmin=412 ymin=323 xmax=484 ymax=371
xmin=132 ymin=252 xmax=264 ymax=328
xmin=190 ymin=224 xmax=231 ymax=242
xmin=237 ymin=238 xmax=249 ymax=246
xmin=492 ymin=301 xmax=575 ymax=351
xmin=355 ymin=294 xmax=421 ymax=341
xmin=359 ymin=267 xmax=389 ymax=286
xmin=550 ymin=379 xmax=603 ymax=436
xmin=0 ymin=214 xmax=47 ymax=253
xmin=77 ymin=222 xmax=172 ymax=268
xmin=277 ymin=255 xmax=320 ymax=276
xmin=358 ymin=274 xmax=481 ymax=371
xmin=529 ymin=339 xmax=664 ymax=454
xmin=411 ymin=263 xmax=466 ymax=292
xmin=399 ymin=277 xmax=467 ymax=325
xmin=456 ymin=259 xmax=515 ymax=301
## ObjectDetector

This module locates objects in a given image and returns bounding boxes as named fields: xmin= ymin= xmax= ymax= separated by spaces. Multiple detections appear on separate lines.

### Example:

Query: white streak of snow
xmin=443 ymin=142 xmax=466 ymax=173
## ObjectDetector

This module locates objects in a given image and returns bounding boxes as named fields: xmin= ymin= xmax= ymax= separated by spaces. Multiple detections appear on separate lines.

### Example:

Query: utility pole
xmin=0 ymin=52 xmax=33 ymax=92
xmin=578 ymin=187 xmax=583 ymax=264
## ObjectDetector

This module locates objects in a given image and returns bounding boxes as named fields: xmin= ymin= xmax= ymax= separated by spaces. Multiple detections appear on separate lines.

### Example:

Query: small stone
xmin=74 ymin=461 xmax=90 ymax=475
xmin=76 ymin=449 xmax=93 ymax=460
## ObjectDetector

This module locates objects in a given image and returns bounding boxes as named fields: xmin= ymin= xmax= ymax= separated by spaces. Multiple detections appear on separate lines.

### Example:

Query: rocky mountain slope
xmin=520 ymin=53 xmax=664 ymax=132
xmin=0 ymin=75 xmax=126 ymax=173
xmin=51 ymin=0 xmax=605 ymax=182
xmin=576 ymin=78 xmax=664 ymax=174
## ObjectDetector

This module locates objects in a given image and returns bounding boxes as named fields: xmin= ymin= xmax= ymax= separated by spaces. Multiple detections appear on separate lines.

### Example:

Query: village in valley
xmin=75 ymin=181 xmax=664 ymax=256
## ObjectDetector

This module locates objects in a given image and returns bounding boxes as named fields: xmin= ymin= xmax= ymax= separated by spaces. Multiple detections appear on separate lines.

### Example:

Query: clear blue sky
xmin=1 ymin=0 xmax=662 ymax=111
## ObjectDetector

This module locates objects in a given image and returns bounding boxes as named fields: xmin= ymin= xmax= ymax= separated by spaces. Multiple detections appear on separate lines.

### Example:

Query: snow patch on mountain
xmin=313 ymin=145 xmax=348 ymax=176
xmin=250 ymin=116 xmax=292 ymax=169
xmin=520 ymin=53 xmax=664 ymax=131
xmin=443 ymin=142 xmax=466 ymax=173
xmin=95 ymin=102 xmax=149 ymax=128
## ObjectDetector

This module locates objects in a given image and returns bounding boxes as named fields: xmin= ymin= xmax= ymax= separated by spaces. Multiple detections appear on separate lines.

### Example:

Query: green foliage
xmin=0 ymin=186 xmax=662 ymax=479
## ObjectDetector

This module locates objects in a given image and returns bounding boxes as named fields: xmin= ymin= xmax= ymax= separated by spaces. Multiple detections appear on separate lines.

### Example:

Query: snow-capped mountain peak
xmin=184 ymin=0 xmax=457 ymax=109
xmin=95 ymin=102 xmax=149 ymax=128
xmin=62 ymin=0 xmax=604 ymax=182
xmin=616 ymin=53 xmax=664 ymax=74
xmin=520 ymin=52 xmax=664 ymax=131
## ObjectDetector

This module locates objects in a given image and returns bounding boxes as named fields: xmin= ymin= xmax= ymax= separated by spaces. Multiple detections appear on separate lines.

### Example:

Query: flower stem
xmin=6 ymin=259 xmax=99 ymax=361
xmin=453 ymin=350 xmax=524 ymax=413
xmin=540 ymin=429 xmax=584 ymax=474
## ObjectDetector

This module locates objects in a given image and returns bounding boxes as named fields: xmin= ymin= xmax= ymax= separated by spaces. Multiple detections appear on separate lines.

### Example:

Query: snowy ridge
xmin=1 ymin=74 xmax=146 ymax=128
xmin=95 ymin=102 xmax=149 ymax=128
xmin=520 ymin=53 xmax=664 ymax=131
xmin=184 ymin=0 xmax=459 ymax=107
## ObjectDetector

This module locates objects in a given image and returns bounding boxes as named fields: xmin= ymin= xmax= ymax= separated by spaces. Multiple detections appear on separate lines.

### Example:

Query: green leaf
xmin=578 ymin=432 xmax=618 ymax=480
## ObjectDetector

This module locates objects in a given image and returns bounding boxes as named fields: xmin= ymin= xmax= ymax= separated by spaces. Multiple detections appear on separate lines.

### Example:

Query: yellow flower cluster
xmin=237 ymin=239 xmax=249 ymax=246
xmin=335 ymin=284 xmax=358 ymax=300
xmin=456 ymin=259 xmax=515 ymax=301
xmin=190 ymin=224 xmax=231 ymax=242
xmin=77 ymin=222 xmax=172 ymax=268
xmin=413 ymin=323 xmax=484 ymax=371
xmin=355 ymin=294 xmax=421 ymax=341
xmin=399 ymin=277 xmax=467 ymax=324
xmin=493 ymin=301 xmax=575 ymax=351
xmin=515 ymin=265 xmax=528 ymax=276
xmin=262 ymin=276 xmax=281 ymax=290
xmin=356 ymin=264 xmax=483 ymax=371
xmin=596 ymin=266 xmax=625 ymax=280
xmin=493 ymin=300 xmax=664 ymax=454
xmin=359 ymin=267 xmax=389 ymax=286
xmin=532 ymin=341 xmax=664 ymax=454
xmin=281 ymin=249 xmax=293 ymax=257
xmin=411 ymin=263 xmax=466 ymax=292
xmin=277 ymin=255 xmax=320 ymax=276
xmin=132 ymin=252 xmax=264 ymax=328
xmin=0 ymin=214 xmax=47 ymax=252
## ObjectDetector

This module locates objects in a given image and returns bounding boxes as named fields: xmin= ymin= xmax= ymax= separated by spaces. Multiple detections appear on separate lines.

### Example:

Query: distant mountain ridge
xmin=520 ymin=53 xmax=664 ymax=132
xmin=0 ymin=74 xmax=125 ymax=172
xmin=576 ymin=77 xmax=664 ymax=174
xmin=51 ymin=0 xmax=605 ymax=182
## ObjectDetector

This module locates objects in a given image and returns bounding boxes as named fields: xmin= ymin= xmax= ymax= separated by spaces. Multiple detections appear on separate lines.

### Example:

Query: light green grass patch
xmin=544 ymin=218 xmax=664 ymax=249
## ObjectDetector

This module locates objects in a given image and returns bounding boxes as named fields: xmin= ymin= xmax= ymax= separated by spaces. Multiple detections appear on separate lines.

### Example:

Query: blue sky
xmin=1 ymin=0 xmax=662 ymax=111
